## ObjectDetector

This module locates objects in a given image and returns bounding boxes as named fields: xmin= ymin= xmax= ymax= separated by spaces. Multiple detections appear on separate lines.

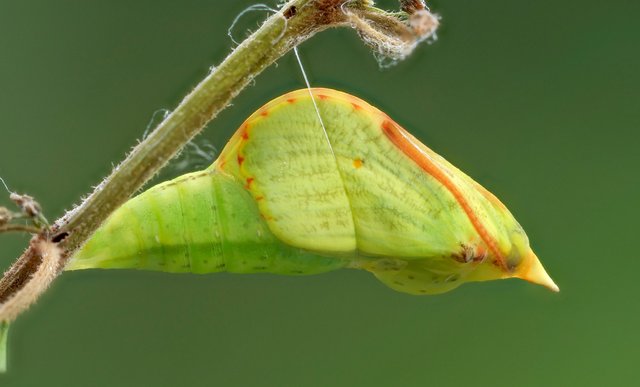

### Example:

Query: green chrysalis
xmin=69 ymin=88 xmax=558 ymax=295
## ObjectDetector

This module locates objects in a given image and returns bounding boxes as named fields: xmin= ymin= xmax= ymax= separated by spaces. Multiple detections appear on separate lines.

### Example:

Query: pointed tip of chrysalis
xmin=515 ymin=251 xmax=559 ymax=293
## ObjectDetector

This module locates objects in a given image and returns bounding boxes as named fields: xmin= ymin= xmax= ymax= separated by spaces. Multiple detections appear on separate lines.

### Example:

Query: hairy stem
xmin=0 ymin=0 xmax=437 ymax=322
xmin=57 ymin=0 xmax=348 ymax=250
xmin=0 ymin=225 xmax=41 ymax=234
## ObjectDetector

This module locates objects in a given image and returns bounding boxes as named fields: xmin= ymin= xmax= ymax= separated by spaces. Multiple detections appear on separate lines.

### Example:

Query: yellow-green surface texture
xmin=71 ymin=88 xmax=554 ymax=295
xmin=1 ymin=1 xmax=638 ymax=386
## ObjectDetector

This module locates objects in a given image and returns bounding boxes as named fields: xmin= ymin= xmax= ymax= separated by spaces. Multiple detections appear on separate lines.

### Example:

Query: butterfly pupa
xmin=68 ymin=88 xmax=558 ymax=295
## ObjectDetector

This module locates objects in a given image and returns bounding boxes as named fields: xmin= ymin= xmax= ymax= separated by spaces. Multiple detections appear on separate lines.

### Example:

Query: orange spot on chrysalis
xmin=237 ymin=155 xmax=244 ymax=165
xmin=381 ymin=119 xmax=507 ymax=270
xmin=353 ymin=159 xmax=363 ymax=169
xmin=246 ymin=177 xmax=254 ymax=187
xmin=351 ymin=103 xmax=362 ymax=110
xmin=259 ymin=213 xmax=274 ymax=221
xmin=317 ymin=94 xmax=329 ymax=100
xmin=260 ymin=110 xmax=269 ymax=117
xmin=241 ymin=130 xmax=249 ymax=140
xmin=286 ymin=98 xmax=296 ymax=104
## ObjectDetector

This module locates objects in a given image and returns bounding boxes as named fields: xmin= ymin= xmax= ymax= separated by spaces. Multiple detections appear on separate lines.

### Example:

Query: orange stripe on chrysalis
xmin=381 ymin=119 xmax=506 ymax=268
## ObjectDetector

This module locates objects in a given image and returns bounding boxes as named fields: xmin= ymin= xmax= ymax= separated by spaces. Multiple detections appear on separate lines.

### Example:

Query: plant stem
xmin=57 ymin=0 xmax=348 ymax=250
xmin=0 ymin=224 xmax=41 ymax=234
xmin=0 ymin=0 xmax=437 ymax=321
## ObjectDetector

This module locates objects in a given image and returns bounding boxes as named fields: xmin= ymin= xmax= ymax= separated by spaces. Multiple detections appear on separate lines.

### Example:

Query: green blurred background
xmin=1 ymin=1 xmax=638 ymax=386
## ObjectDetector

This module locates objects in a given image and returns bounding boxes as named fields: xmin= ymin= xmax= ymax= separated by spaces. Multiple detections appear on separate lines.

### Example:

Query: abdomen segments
xmin=69 ymin=170 xmax=346 ymax=276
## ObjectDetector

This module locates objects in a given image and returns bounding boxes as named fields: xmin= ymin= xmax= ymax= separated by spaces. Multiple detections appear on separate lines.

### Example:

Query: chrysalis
xmin=69 ymin=88 xmax=558 ymax=295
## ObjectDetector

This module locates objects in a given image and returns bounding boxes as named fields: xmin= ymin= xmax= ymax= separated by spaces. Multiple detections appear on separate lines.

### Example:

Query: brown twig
xmin=400 ymin=0 xmax=426 ymax=14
